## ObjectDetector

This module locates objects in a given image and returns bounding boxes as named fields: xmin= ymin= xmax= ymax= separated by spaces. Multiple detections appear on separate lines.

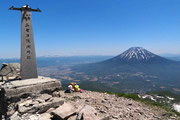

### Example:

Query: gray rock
xmin=18 ymin=100 xmax=39 ymax=113
xmin=18 ymin=97 xmax=64 ymax=114
xmin=38 ymin=97 xmax=64 ymax=113
xmin=39 ymin=94 xmax=52 ymax=102
xmin=85 ymin=99 xmax=90 ymax=102
xmin=76 ymin=105 xmax=99 ymax=120
xmin=101 ymin=116 xmax=111 ymax=120
xmin=4 ymin=89 xmax=180 ymax=120
xmin=100 ymin=110 xmax=107 ymax=114
xmin=101 ymin=100 xmax=106 ymax=103
xmin=112 ymin=115 xmax=119 ymax=119
xmin=52 ymin=91 xmax=61 ymax=97
xmin=51 ymin=102 xmax=77 ymax=119
xmin=46 ymin=108 xmax=55 ymax=113
xmin=0 ymin=63 xmax=20 ymax=80
xmin=38 ymin=113 xmax=52 ymax=120
xmin=9 ymin=112 xmax=19 ymax=120
xmin=36 ymin=98 xmax=45 ymax=103
xmin=28 ymin=114 xmax=40 ymax=120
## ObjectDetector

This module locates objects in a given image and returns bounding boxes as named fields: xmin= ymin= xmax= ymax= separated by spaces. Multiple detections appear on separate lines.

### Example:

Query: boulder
xmin=51 ymin=102 xmax=78 ymax=119
xmin=39 ymin=94 xmax=52 ymax=102
xmin=9 ymin=112 xmax=19 ymax=120
xmin=18 ymin=97 xmax=64 ymax=114
xmin=0 ymin=63 xmax=20 ymax=80
xmin=38 ymin=113 xmax=52 ymax=120
xmin=76 ymin=105 xmax=99 ymax=120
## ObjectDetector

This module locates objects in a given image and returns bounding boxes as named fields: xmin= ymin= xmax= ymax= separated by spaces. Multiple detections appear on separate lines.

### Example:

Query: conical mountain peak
xmin=119 ymin=47 xmax=156 ymax=61
xmin=105 ymin=47 xmax=173 ymax=64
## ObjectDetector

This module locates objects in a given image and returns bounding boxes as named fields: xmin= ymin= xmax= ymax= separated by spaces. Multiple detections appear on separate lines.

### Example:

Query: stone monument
xmin=0 ymin=4 xmax=63 ymax=120
xmin=9 ymin=4 xmax=41 ymax=79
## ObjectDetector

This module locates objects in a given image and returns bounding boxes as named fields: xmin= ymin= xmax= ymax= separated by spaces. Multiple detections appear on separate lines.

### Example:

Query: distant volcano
xmin=103 ymin=47 xmax=174 ymax=64
xmin=73 ymin=47 xmax=177 ymax=74
xmin=72 ymin=47 xmax=180 ymax=93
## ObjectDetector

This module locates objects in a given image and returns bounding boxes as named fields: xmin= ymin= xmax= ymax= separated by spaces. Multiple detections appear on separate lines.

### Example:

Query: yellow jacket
xmin=74 ymin=85 xmax=80 ymax=92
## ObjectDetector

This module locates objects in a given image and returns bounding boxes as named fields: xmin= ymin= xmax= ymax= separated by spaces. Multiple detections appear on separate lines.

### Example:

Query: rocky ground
xmin=3 ymin=90 xmax=180 ymax=120
xmin=60 ymin=90 xmax=179 ymax=120
xmin=0 ymin=76 xmax=179 ymax=120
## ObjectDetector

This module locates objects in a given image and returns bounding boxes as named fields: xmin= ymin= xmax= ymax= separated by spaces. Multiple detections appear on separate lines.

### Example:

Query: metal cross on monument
xmin=9 ymin=4 xmax=41 ymax=79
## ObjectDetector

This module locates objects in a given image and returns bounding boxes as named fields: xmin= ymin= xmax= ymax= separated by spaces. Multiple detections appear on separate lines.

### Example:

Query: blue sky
xmin=0 ymin=0 xmax=180 ymax=58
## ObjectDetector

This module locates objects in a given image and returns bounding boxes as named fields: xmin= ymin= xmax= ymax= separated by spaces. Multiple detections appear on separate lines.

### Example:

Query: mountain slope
xmin=73 ymin=47 xmax=178 ymax=74
xmin=103 ymin=47 xmax=174 ymax=64
xmin=71 ymin=47 xmax=180 ymax=93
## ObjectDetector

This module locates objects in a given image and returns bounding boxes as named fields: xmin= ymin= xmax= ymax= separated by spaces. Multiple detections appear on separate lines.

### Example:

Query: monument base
xmin=0 ymin=76 xmax=63 ymax=119
xmin=2 ymin=76 xmax=62 ymax=100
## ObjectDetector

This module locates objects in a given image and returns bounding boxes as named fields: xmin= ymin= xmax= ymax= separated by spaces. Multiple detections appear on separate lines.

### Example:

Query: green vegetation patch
xmin=116 ymin=93 xmax=141 ymax=100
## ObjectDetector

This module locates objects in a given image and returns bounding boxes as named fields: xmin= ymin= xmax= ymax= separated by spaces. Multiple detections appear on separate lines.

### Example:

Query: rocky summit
xmin=1 ymin=86 xmax=179 ymax=119
xmin=58 ymin=91 xmax=179 ymax=120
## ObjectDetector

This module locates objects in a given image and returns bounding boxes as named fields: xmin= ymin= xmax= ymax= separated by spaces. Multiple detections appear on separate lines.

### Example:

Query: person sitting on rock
xmin=74 ymin=83 xmax=82 ymax=93
xmin=65 ymin=82 xmax=75 ymax=93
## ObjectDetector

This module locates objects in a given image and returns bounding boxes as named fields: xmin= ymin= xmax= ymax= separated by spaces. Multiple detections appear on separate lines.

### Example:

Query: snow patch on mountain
xmin=173 ymin=104 xmax=180 ymax=113
xmin=119 ymin=47 xmax=156 ymax=61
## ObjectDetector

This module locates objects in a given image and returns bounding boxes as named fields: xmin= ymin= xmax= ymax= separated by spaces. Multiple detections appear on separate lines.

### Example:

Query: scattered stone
xmin=170 ymin=116 xmax=177 ymax=119
xmin=101 ymin=116 xmax=111 ymax=120
xmin=28 ymin=114 xmax=39 ymax=120
xmin=38 ymin=97 xmax=64 ymax=113
xmin=0 ymin=76 xmax=63 ymax=120
xmin=153 ymin=115 xmax=161 ymax=119
xmin=38 ymin=113 xmax=52 ymax=120
xmin=52 ymin=91 xmax=61 ymax=97
xmin=77 ymin=105 xmax=99 ymax=120
xmin=36 ymin=98 xmax=45 ymax=103
xmin=104 ymin=97 xmax=109 ymax=100
xmin=0 ymin=63 xmax=20 ymax=81
xmin=39 ymin=94 xmax=52 ymax=102
xmin=162 ymin=113 xmax=168 ymax=116
xmin=73 ymin=96 xmax=81 ymax=100
xmin=128 ymin=103 xmax=132 ymax=106
xmin=51 ymin=102 xmax=77 ymax=119
xmin=100 ymin=110 xmax=107 ymax=114
xmin=84 ymin=98 xmax=90 ymax=102
xmin=112 ymin=115 xmax=119 ymax=119
xmin=1 ymin=84 xmax=180 ymax=120
xmin=46 ymin=108 xmax=55 ymax=113
xmin=9 ymin=112 xmax=19 ymax=120
xmin=101 ymin=100 xmax=106 ymax=103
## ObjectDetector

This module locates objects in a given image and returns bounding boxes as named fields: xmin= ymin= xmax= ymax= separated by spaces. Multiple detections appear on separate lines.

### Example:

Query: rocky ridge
xmin=59 ymin=91 xmax=179 ymax=120
xmin=0 ymin=75 xmax=179 ymax=120
xmin=3 ymin=90 xmax=180 ymax=120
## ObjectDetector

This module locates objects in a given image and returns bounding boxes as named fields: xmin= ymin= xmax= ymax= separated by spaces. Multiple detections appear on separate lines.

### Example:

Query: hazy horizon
xmin=1 ymin=52 xmax=180 ymax=59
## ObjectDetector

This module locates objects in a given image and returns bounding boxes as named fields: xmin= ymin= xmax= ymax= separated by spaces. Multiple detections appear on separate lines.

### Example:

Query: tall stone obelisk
xmin=9 ymin=4 xmax=41 ymax=79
